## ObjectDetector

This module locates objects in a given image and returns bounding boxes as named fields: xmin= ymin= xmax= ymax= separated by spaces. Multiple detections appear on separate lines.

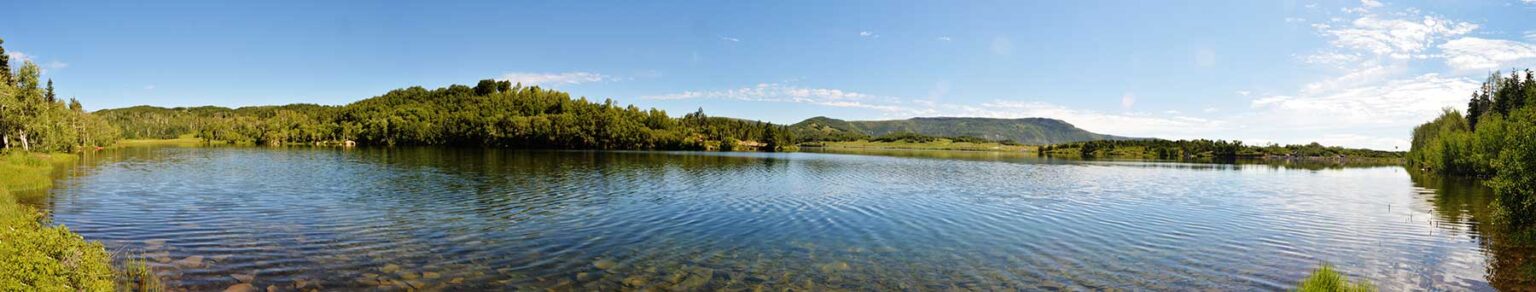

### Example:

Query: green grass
xmin=0 ymin=152 xmax=74 ymax=197
xmin=113 ymin=134 xmax=206 ymax=148
xmin=0 ymin=152 xmax=161 ymax=291
xmin=1296 ymin=264 xmax=1375 ymax=292
xmin=805 ymin=139 xmax=1036 ymax=152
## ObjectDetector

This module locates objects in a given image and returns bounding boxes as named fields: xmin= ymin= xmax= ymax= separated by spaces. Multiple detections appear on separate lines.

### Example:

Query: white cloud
xmin=718 ymin=36 xmax=740 ymax=42
xmin=498 ymin=72 xmax=614 ymax=86
xmin=642 ymin=83 xmax=902 ymax=111
xmin=1361 ymin=0 xmax=1384 ymax=9
xmin=6 ymin=51 xmax=67 ymax=74
xmin=859 ymin=31 xmax=878 ymax=38
xmin=1236 ymin=91 xmax=1251 ymax=97
xmin=1120 ymin=92 xmax=1136 ymax=109
xmin=1285 ymin=17 xmax=1308 ymax=23
xmin=936 ymin=36 xmax=952 ymax=42
xmin=1249 ymin=73 xmax=1477 ymax=131
xmin=1439 ymin=37 xmax=1536 ymax=71
xmin=1526 ymin=31 xmax=1536 ymax=42
xmin=934 ymin=101 xmax=1227 ymax=139
xmin=5 ymin=51 xmax=32 ymax=63
xmin=1203 ymin=107 xmax=1219 ymax=113
xmin=1321 ymin=15 xmax=1476 ymax=59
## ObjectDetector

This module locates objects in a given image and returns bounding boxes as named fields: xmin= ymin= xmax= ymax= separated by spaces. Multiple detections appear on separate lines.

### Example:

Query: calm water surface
xmin=38 ymin=147 xmax=1526 ymax=290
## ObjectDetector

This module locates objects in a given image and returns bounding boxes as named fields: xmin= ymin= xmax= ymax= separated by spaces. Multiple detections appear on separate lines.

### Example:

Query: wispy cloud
xmin=642 ymin=83 xmax=902 ymax=111
xmin=498 ymin=72 xmax=615 ymax=86
xmin=6 ymin=51 xmax=68 ymax=74
xmin=936 ymin=36 xmax=952 ymax=42
xmin=718 ymin=36 xmax=740 ymax=42
xmin=1439 ymin=37 xmax=1536 ymax=71
xmin=1318 ymin=14 xmax=1475 ymax=59
xmin=858 ymin=31 xmax=879 ymax=38
xmin=926 ymin=101 xmax=1227 ymax=139
xmin=5 ymin=51 xmax=32 ymax=63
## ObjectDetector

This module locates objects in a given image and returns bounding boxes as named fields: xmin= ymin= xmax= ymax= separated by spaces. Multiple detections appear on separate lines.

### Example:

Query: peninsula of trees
xmin=98 ymin=80 xmax=798 ymax=151
xmin=1408 ymin=69 xmax=1536 ymax=231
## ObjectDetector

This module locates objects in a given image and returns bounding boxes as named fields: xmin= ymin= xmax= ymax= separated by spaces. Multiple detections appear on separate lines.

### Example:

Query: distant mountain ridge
xmin=791 ymin=116 xmax=1133 ymax=145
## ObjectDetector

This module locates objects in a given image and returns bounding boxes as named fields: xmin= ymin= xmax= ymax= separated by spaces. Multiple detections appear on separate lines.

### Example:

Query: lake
xmin=35 ymin=147 xmax=1528 ymax=290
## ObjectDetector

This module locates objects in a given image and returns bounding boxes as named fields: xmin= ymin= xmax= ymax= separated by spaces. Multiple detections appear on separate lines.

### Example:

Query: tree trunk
xmin=19 ymin=130 xmax=30 ymax=151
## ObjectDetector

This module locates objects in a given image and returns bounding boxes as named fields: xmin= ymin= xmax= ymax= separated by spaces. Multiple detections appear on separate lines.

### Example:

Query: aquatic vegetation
xmin=1295 ymin=264 xmax=1374 ymax=292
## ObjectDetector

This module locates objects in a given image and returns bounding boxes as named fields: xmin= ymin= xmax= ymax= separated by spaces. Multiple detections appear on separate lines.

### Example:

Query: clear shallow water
xmin=39 ymin=147 xmax=1517 ymax=290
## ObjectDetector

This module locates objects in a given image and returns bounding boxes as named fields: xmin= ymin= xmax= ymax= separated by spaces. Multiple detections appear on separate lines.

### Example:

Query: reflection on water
xmin=34 ymin=147 xmax=1528 ymax=290
xmin=1407 ymin=170 xmax=1536 ymax=290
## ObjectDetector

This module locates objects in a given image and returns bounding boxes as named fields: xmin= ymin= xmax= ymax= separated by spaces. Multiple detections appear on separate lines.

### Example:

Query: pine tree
xmin=0 ymin=37 xmax=10 ymax=86
xmin=45 ymin=79 xmax=56 ymax=103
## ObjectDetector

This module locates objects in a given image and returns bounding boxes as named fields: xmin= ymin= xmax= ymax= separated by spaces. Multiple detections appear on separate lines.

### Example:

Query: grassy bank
xmin=113 ymin=134 xmax=208 ymax=148
xmin=0 ymin=152 xmax=116 ymax=291
xmin=0 ymin=152 xmax=159 ymax=291
xmin=802 ymin=139 xmax=1036 ymax=152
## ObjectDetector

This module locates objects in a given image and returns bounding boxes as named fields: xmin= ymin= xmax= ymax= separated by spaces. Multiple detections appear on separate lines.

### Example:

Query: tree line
xmin=0 ymin=37 xmax=120 ymax=153
xmin=96 ymin=80 xmax=799 ymax=151
xmin=1039 ymin=139 xmax=1402 ymax=160
xmin=1408 ymin=69 xmax=1536 ymax=230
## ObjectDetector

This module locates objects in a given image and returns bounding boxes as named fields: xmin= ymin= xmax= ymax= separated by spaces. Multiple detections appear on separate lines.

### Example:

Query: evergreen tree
xmin=45 ymin=79 xmax=55 ymax=103
xmin=0 ymin=37 xmax=10 ymax=86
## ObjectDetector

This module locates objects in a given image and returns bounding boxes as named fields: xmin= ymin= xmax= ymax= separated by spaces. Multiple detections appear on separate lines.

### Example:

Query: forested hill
xmin=96 ymin=80 xmax=798 ymax=151
xmin=791 ymin=116 xmax=1132 ymax=145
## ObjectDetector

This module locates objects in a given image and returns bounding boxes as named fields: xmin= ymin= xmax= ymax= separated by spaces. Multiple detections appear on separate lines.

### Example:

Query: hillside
xmin=791 ymin=116 xmax=1132 ymax=145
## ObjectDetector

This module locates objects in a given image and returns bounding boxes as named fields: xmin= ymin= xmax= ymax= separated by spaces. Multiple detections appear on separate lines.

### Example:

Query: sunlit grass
xmin=0 ymin=152 xmax=74 ymax=195
xmin=114 ymin=134 xmax=206 ymax=148
xmin=0 ymin=152 xmax=162 ymax=291
xmin=1296 ymin=264 xmax=1375 ymax=292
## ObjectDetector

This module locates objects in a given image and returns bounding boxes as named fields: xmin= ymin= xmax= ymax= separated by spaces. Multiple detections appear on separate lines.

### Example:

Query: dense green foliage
xmin=97 ymin=80 xmax=799 ymax=151
xmin=0 ymin=36 xmax=157 ymax=292
xmin=1040 ymin=139 xmax=1402 ymax=160
xmin=0 ymin=38 xmax=120 ymax=153
xmin=0 ymin=153 xmax=116 ymax=292
xmin=1295 ymin=265 xmax=1375 ymax=292
xmin=1409 ymin=70 xmax=1536 ymax=231
xmin=790 ymin=116 xmax=1126 ymax=145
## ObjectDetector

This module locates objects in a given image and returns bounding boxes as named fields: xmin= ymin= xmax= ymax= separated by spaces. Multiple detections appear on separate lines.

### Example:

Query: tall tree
xmin=0 ymin=37 xmax=10 ymax=86
xmin=45 ymin=79 xmax=55 ymax=103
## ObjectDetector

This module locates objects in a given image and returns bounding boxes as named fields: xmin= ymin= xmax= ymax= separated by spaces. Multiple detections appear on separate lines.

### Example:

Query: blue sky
xmin=3 ymin=0 xmax=1534 ymax=150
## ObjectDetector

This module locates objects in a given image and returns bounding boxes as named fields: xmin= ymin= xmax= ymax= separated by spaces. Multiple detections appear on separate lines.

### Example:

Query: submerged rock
xmin=174 ymin=256 xmax=206 ymax=268
xmin=381 ymin=264 xmax=402 ymax=274
xmin=222 ymin=283 xmax=258 ymax=292
xmin=623 ymin=275 xmax=649 ymax=287
xmin=593 ymin=259 xmax=618 ymax=270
